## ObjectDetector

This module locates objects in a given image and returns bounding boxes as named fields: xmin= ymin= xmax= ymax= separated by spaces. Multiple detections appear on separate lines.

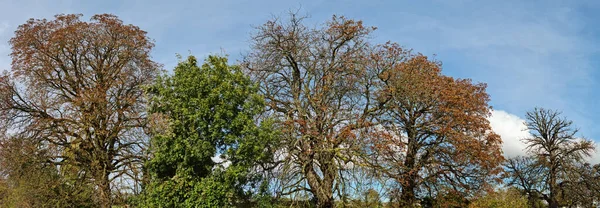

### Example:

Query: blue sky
xmin=1 ymin=0 xmax=599 ymax=161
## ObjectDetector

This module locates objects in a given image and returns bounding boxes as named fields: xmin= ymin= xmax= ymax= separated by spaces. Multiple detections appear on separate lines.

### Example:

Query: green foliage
xmin=362 ymin=189 xmax=383 ymax=208
xmin=0 ymin=137 xmax=95 ymax=207
xmin=336 ymin=188 xmax=383 ymax=208
xmin=249 ymin=180 xmax=277 ymax=208
xmin=468 ymin=188 xmax=529 ymax=208
xmin=433 ymin=189 xmax=470 ymax=208
xmin=141 ymin=55 xmax=279 ymax=207
xmin=3 ymin=12 xmax=598 ymax=208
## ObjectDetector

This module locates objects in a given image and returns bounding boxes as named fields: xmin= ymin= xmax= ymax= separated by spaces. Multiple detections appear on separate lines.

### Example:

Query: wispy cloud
xmin=1 ymin=0 xmax=599 ymax=159
xmin=375 ymin=0 xmax=594 ymax=108
xmin=363 ymin=0 xmax=600 ymax=143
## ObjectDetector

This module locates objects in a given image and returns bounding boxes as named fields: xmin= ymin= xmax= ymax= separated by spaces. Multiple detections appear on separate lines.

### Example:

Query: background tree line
xmin=0 ymin=12 xmax=597 ymax=208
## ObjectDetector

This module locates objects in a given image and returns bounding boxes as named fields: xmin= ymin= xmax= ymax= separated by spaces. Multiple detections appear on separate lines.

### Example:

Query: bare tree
xmin=522 ymin=108 xmax=595 ymax=208
xmin=504 ymin=156 xmax=546 ymax=208
xmin=244 ymin=13 xmax=382 ymax=207
xmin=560 ymin=163 xmax=600 ymax=207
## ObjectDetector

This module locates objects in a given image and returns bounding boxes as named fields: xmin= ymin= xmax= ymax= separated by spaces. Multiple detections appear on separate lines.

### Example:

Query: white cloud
xmin=489 ymin=109 xmax=600 ymax=164
xmin=589 ymin=147 xmax=600 ymax=164
xmin=488 ymin=110 xmax=530 ymax=158
xmin=585 ymin=140 xmax=600 ymax=164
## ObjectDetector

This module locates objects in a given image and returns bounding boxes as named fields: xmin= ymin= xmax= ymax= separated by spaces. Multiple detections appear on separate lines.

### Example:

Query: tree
xmin=143 ymin=55 xmax=278 ymax=207
xmin=0 ymin=135 xmax=95 ymax=207
xmin=361 ymin=188 xmax=382 ymax=208
xmin=0 ymin=14 xmax=159 ymax=207
xmin=504 ymin=156 xmax=546 ymax=208
xmin=522 ymin=108 xmax=595 ymax=208
xmin=366 ymin=51 xmax=504 ymax=206
xmin=467 ymin=188 xmax=528 ymax=208
xmin=560 ymin=163 xmax=600 ymax=207
xmin=244 ymin=13 xmax=380 ymax=207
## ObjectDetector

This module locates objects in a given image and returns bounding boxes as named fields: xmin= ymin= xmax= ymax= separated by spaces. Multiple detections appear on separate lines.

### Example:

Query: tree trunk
xmin=316 ymin=197 xmax=334 ymax=208
xmin=548 ymin=155 xmax=558 ymax=208
xmin=306 ymin=166 xmax=335 ymax=208
xmin=97 ymin=163 xmax=112 ymax=208
xmin=400 ymin=128 xmax=419 ymax=207
xmin=549 ymin=201 xmax=558 ymax=208
xmin=400 ymin=179 xmax=417 ymax=207
xmin=304 ymin=151 xmax=335 ymax=208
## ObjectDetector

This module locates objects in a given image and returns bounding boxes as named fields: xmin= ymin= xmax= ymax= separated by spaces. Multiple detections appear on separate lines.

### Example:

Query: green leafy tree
xmin=142 ymin=55 xmax=279 ymax=207
xmin=361 ymin=188 xmax=382 ymax=208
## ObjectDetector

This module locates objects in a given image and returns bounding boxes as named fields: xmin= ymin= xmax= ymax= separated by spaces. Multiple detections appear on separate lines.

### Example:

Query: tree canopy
xmin=366 ymin=50 xmax=504 ymax=206
xmin=142 ymin=55 xmax=279 ymax=207
xmin=0 ymin=12 xmax=597 ymax=208
xmin=0 ymin=13 xmax=159 ymax=208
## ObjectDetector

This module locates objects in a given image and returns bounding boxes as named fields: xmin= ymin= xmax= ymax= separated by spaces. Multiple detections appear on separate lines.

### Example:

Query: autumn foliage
xmin=0 ymin=14 xmax=158 ymax=207
xmin=0 ymin=12 xmax=596 ymax=208
xmin=365 ymin=49 xmax=504 ymax=206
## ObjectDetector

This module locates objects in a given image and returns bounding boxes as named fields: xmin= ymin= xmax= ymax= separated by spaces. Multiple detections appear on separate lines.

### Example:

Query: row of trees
xmin=0 ymin=13 xmax=597 ymax=208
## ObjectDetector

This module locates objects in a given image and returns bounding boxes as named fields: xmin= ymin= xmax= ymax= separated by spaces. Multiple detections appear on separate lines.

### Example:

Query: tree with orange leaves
xmin=365 ymin=49 xmax=504 ymax=207
xmin=0 ymin=14 xmax=159 ymax=207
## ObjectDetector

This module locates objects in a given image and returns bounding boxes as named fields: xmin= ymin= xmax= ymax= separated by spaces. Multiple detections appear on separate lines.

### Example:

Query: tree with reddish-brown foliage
xmin=365 ymin=50 xmax=504 ymax=207
xmin=0 ymin=14 xmax=159 ymax=208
